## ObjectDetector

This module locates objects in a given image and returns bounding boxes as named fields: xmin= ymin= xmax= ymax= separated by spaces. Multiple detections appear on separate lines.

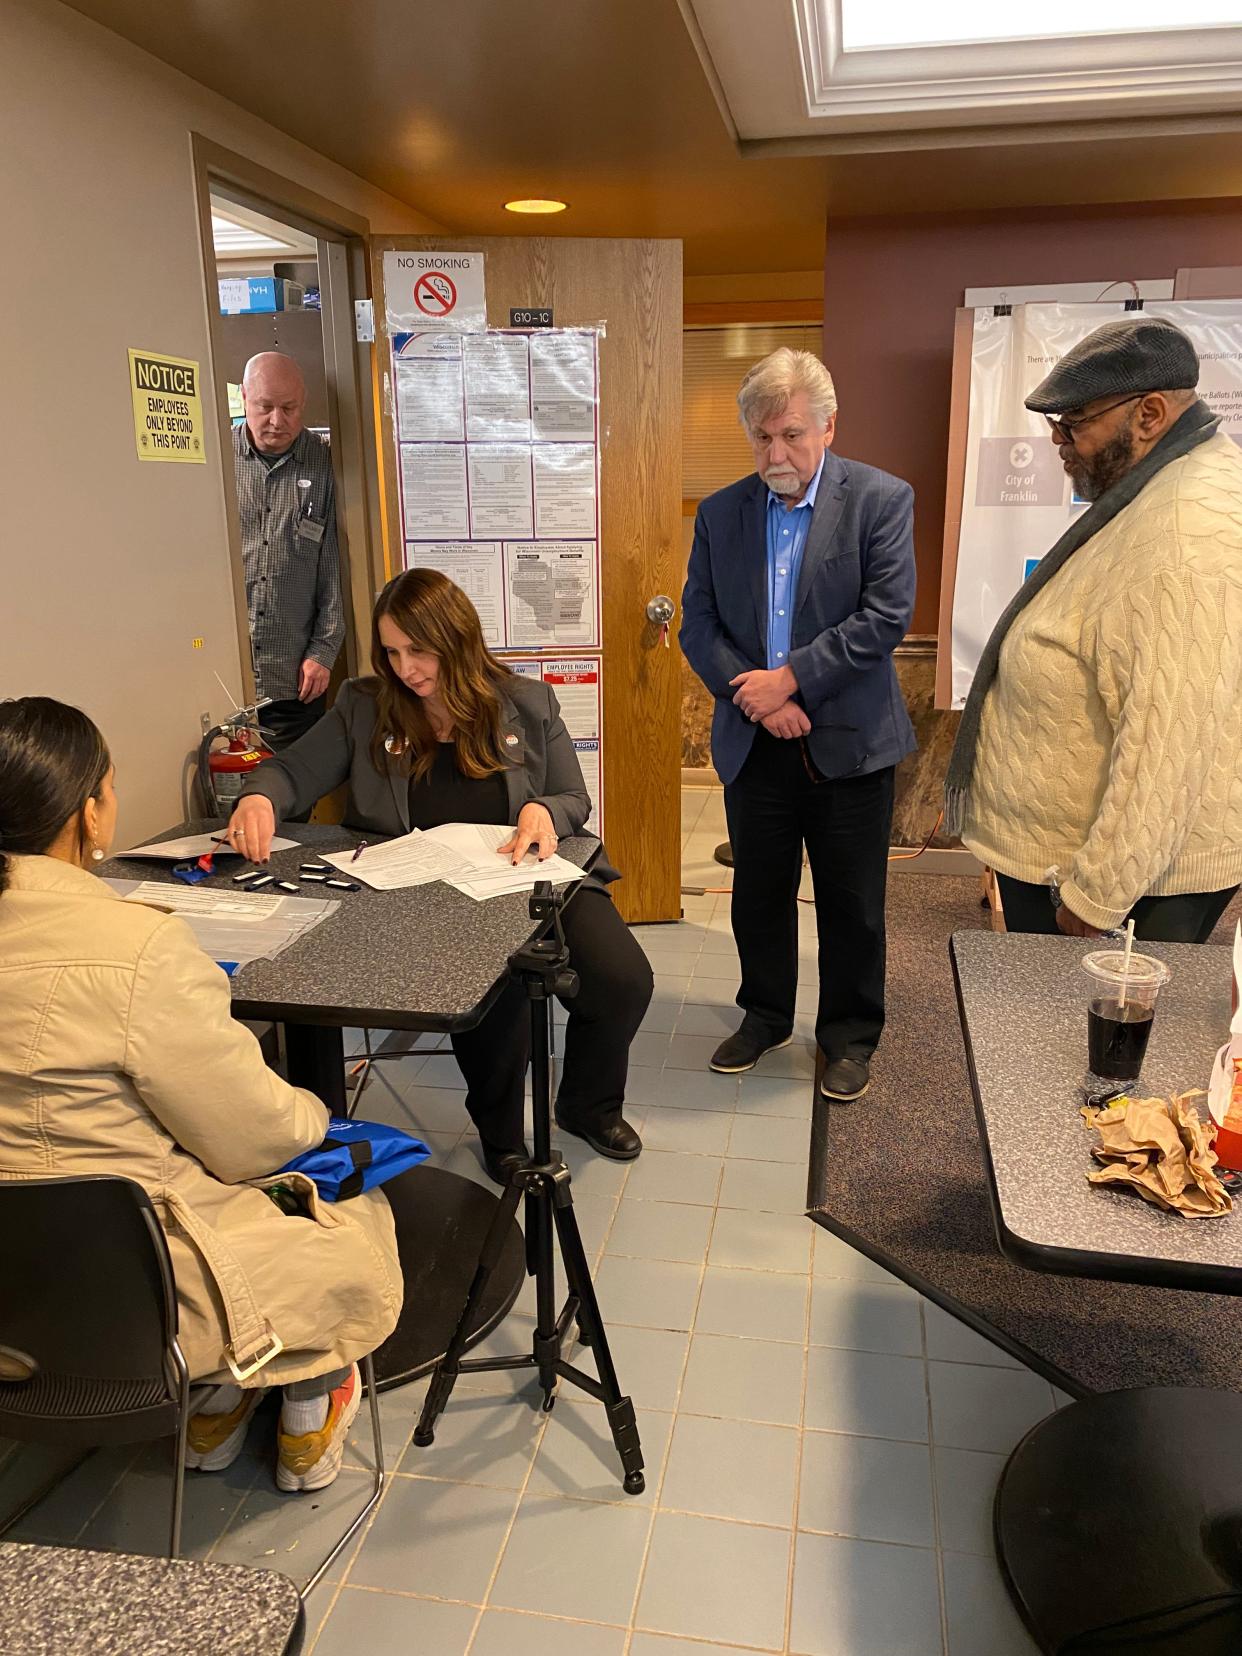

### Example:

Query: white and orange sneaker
xmin=276 ymin=1364 xmax=362 ymax=1493
xmin=184 ymin=1386 xmax=264 ymax=1473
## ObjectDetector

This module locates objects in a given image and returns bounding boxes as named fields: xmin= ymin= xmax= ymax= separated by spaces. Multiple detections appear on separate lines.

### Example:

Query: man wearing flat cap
xmin=946 ymin=314 xmax=1242 ymax=941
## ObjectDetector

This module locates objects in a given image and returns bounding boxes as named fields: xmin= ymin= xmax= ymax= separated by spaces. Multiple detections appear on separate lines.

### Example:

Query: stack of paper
xmin=105 ymin=880 xmax=338 ymax=969
xmin=116 ymin=833 xmax=301 ymax=862
xmin=322 ymin=822 xmax=586 ymax=902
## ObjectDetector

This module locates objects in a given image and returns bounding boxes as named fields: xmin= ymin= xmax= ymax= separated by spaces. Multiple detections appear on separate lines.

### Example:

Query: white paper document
xmin=122 ymin=883 xmax=285 ymax=919
xmin=320 ymin=832 xmax=472 ymax=891
xmin=533 ymin=443 xmax=596 ymax=537
xmin=504 ymin=540 xmax=598 ymax=647
xmin=464 ymin=333 xmax=531 ymax=440
xmin=401 ymin=442 xmax=469 ymax=539
xmin=106 ymin=879 xmax=339 ymax=967
xmin=530 ymin=332 xmax=596 ymax=441
xmin=430 ymin=824 xmax=588 ymax=902
xmin=405 ymin=541 xmax=505 ymax=646
xmin=395 ymin=348 xmax=465 ymax=442
xmin=321 ymin=823 xmax=586 ymax=899
xmin=118 ymin=834 xmax=300 ymax=863
xmin=468 ymin=444 xmax=533 ymax=538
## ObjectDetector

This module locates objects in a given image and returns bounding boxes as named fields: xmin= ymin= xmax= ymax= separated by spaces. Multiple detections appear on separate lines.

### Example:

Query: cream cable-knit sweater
xmin=963 ymin=432 xmax=1242 ymax=931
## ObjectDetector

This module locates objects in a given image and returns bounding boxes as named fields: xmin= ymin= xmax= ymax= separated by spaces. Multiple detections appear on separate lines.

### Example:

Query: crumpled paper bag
xmin=1083 ymin=1092 xmax=1232 ymax=1218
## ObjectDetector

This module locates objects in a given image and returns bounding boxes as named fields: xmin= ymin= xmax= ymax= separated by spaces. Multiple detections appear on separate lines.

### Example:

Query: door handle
xmin=645 ymin=596 xmax=675 ymax=626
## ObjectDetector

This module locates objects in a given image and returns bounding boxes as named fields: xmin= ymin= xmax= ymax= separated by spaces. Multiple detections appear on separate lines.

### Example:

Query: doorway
xmin=191 ymin=137 xmax=384 ymax=743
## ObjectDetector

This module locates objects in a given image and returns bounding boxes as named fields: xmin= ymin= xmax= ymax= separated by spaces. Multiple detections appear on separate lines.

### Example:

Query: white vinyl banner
xmin=949 ymin=300 xmax=1242 ymax=708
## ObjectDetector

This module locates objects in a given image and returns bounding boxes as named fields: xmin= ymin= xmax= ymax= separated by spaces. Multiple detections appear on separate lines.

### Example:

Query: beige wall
xmin=0 ymin=0 xmax=438 ymax=844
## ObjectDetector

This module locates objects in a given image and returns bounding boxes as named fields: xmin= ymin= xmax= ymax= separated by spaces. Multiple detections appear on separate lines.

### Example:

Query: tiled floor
xmin=0 ymin=787 xmax=1048 ymax=1654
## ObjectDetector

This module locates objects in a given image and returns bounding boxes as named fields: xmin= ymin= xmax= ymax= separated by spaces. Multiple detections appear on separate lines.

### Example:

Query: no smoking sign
xmin=414 ymin=270 xmax=457 ymax=317
xmin=384 ymin=250 xmax=486 ymax=333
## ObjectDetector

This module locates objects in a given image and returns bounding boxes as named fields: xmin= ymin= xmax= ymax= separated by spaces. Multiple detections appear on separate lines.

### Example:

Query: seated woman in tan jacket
xmin=0 ymin=697 xmax=402 ymax=1493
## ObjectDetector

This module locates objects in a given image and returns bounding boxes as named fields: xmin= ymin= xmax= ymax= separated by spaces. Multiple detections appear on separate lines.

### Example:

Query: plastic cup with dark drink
xmin=1083 ymin=950 xmax=1170 ymax=1086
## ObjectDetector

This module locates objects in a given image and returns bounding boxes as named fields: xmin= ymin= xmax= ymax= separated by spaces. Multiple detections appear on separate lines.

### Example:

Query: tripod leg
xmin=552 ymin=1200 xmax=646 ymax=1495
xmin=528 ymin=1180 xmax=562 ymax=1413
xmin=413 ymin=1179 xmax=524 ymax=1448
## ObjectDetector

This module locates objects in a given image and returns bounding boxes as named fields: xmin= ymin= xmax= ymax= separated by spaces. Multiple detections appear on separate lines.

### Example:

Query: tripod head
xmin=509 ymin=880 xmax=579 ymax=1001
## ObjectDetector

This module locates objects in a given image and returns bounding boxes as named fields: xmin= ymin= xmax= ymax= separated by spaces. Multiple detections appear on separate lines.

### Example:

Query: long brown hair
xmin=369 ymin=569 xmax=514 ymax=782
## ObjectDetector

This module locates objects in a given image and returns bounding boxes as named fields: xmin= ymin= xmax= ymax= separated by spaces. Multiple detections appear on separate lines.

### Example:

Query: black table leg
xmin=996 ymin=1386 xmax=1242 ymax=1654
xmin=283 ymin=1023 xmax=347 ymax=1113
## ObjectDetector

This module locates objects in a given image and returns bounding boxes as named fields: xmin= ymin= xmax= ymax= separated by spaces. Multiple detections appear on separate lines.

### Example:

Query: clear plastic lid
xmin=1082 ymin=950 xmax=1170 ymax=988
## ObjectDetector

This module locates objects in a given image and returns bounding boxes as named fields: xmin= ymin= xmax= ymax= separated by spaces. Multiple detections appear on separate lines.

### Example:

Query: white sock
xmin=281 ymin=1394 xmax=329 ymax=1434
xmin=196 ymin=1383 xmax=244 ymax=1417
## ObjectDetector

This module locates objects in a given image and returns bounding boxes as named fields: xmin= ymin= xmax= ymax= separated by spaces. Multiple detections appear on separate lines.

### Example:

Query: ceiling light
xmin=504 ymin=199 xmax=568 ymax=215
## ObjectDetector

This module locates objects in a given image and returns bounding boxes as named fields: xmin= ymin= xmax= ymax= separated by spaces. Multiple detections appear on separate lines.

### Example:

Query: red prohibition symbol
xmin=414 ymin=271 xmax=457 ymax=316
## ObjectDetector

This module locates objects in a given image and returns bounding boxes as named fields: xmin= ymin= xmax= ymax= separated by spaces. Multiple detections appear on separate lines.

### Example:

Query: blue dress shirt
xmin=764 ymin=453 xmax=824 ymax=671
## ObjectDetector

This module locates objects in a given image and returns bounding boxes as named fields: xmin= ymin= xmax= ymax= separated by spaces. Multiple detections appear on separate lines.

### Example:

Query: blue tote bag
xmin=280 ymin=1117 xmax=430 ymax=1201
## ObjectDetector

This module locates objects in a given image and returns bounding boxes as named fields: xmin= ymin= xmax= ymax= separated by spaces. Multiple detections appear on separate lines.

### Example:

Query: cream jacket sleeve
xmin=1063 ymin=567 xmax=1241 ymax=930
xmin=122 ymin=915 xmax=329 ymax=1182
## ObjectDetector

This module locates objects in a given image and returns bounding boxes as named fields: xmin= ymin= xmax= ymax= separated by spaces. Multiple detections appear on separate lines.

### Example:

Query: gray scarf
xmin=944 ymin=398 xmax=1219 ymax=838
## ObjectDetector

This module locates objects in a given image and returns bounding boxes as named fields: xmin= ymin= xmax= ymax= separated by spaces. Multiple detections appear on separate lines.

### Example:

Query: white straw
xmin=1119 ymin=918 xmax=1136 ymax=1010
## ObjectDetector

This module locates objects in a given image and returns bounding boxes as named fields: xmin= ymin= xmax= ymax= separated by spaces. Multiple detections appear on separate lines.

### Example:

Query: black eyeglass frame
xmin=1045 ymin=394 xmax=1143 ymax=443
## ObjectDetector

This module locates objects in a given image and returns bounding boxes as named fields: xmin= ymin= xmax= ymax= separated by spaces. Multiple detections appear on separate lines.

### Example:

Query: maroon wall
xmin=823 ymin=198 xmax=1242 ymax=634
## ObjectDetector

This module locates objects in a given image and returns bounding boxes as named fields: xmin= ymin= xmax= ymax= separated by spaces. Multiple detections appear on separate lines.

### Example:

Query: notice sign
xmin=384 ymin=251 xmax=486 ymax=333
xmin=128 ymin=349 xmax=205 ymax=464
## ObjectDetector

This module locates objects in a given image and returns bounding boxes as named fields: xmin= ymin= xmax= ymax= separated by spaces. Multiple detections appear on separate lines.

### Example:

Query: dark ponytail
xmin=0 ymin=699 xmax=111 ymax=896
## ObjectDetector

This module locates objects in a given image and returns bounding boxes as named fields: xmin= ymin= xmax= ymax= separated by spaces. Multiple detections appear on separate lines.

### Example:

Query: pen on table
xmin=350 ymin=841 xmax=369 ymax=864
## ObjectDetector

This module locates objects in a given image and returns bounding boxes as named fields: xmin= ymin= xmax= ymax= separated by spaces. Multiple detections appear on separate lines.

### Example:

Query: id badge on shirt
xmin=296 ymin=515 xmax=326 ymax=546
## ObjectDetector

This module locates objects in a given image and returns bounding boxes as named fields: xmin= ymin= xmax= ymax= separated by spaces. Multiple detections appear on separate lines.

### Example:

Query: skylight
xmin=840 ymin=0 xmax=1242 ymax=50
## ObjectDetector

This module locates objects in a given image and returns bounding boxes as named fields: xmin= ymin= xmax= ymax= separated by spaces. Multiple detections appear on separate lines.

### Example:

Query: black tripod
xmin=412 ymin=882 xmax=645 ymax=1494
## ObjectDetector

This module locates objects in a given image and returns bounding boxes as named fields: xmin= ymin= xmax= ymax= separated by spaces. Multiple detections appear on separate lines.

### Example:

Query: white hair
xmin=738 ymin=348 xmax=837 ymax=434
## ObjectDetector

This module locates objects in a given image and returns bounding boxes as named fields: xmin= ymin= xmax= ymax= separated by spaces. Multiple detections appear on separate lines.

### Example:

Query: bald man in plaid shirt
xmin=232 ymin=353 xmax=345 ymax=751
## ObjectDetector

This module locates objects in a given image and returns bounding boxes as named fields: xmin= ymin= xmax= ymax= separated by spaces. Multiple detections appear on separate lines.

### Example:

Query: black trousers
xmin=449 ymin=884 xmax=653 ymax=1152
xmin=261 ymin=695 xmax=327 ymax=753
xmin=724 ymin=731 xmax=895 ymax=1061
xmin=997 ymin=874 xmax=1239 ymax=944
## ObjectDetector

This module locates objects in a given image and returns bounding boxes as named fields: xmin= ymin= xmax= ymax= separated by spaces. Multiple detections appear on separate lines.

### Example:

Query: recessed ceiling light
xmin=504 ymin=199 xmax=568 ymax=215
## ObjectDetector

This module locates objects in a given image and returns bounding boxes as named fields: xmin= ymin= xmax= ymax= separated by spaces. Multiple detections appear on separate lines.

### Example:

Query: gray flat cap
xmin=1024 ymin=314 xmax=1199 ymax=415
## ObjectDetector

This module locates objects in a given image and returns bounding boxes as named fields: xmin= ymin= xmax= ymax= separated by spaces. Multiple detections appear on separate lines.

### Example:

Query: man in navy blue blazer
xmin=680 ymin=349 xmax=916 ymax=1100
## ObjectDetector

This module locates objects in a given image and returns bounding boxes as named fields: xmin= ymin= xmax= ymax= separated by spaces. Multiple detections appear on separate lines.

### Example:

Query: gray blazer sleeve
xmin=241 ymin=687 xmax=356 ymax=819
xmin=530 ymin=683 xmax=591 ymax=838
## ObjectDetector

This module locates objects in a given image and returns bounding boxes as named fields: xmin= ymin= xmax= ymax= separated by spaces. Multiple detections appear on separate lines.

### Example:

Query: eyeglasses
xmin=1045 ymin=395 xmax=1141 ymax=443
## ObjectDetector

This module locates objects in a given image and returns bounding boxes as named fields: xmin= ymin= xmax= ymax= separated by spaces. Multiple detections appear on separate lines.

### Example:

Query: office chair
xmin=0 ymin=1175 xmax=385 ymax=1595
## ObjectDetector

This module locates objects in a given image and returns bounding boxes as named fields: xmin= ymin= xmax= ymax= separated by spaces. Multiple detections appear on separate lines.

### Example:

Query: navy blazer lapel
xmin=794 ymin=453 xmax=848 ymax=612
xmin=739 ymin=477 xmax=768 ymax=644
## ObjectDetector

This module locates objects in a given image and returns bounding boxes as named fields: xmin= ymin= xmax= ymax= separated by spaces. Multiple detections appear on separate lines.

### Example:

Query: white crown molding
xmin=682 ymin=0 xmax=1242 ymax=145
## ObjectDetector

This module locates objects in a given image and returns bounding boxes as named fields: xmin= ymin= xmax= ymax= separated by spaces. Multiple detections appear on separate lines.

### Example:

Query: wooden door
xmin=370 ymin=235 xmax=683 ymax=922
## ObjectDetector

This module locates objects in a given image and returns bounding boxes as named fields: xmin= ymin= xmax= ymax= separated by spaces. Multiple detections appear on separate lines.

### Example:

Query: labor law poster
xmin=949 ymin=301 xmax=1242 ymax=708
xmin=393 ymin=327 xmax=601 ymax=651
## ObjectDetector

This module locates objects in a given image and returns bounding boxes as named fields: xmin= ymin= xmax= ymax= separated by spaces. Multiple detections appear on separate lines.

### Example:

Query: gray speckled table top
xmin=100 ymin=820 xmax=598 ymax=1032
xmin=0 ymin=1542 xmax=302 ymax=1654
xmin=951 ymin=930 xmax=1242 ymax=1291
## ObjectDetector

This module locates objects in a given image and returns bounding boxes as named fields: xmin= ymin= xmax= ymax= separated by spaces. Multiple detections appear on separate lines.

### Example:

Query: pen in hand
xmin=350 ymin=841 xmax=369 ymax=864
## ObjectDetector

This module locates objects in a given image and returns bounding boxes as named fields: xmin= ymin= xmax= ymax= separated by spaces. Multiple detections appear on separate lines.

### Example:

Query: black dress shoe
xmin=481 ymin=1142 xmax=530 ymax=1186
xmin=554 ymin=1111 xmax=642 ymax=1161
xmin=709 ymin=1019 xmax=793 ymax=1074
xmin=819 ymin=1057 xmax=871 ymax=1101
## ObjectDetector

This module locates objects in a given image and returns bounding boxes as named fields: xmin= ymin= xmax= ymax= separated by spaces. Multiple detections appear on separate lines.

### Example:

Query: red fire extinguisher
xmin=197 ymin=715 xmax=273 ymax=816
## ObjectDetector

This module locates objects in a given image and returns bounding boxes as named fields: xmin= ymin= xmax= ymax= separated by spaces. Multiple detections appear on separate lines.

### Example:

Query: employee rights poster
xmin=392 ymin=327 xmax=602 ymax=652
xmin=949 ymin=301 xmax=1242 ymax=708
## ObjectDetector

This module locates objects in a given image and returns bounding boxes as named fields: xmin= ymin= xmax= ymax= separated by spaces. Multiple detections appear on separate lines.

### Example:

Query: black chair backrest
xmin=0 ymin=1176 xmax=177 ymax=1383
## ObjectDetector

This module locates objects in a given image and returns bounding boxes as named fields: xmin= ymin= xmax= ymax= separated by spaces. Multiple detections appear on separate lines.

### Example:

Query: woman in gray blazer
xmin=226 ymin=570 xmax=649 ymax=1181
